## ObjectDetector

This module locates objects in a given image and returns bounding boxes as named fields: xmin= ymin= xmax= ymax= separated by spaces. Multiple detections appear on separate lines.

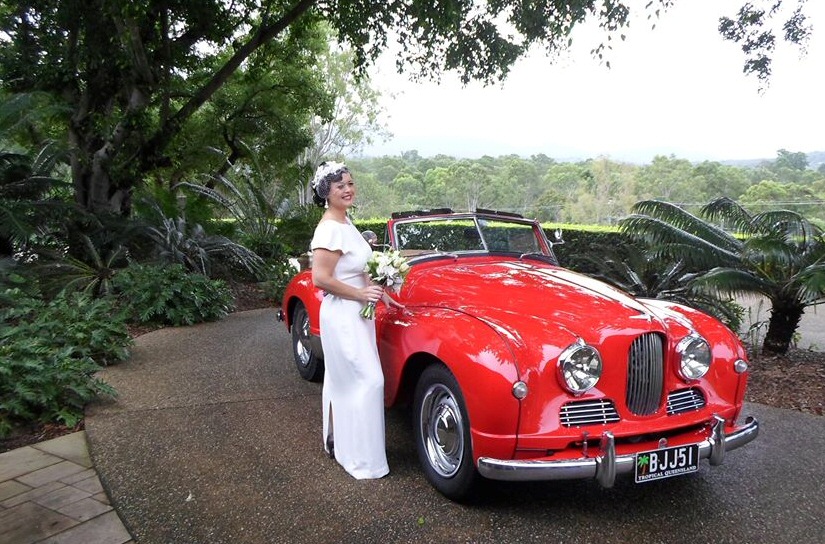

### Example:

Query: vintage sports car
xmin=279 ymin=209 xmax=758 ymax=500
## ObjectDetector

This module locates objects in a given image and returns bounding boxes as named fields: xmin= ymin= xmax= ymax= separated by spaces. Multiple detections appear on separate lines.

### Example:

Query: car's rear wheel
xmin=413 ymin=364 xmax=476 ymax=501
xmin=291 ymin=301 xmax=324 ymax=382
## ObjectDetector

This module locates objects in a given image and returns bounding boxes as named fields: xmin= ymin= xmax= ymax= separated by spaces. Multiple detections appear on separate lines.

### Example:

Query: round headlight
xmin=558 ymin=341 xmax=602 ymax=394
xmin=677 ymin=334 xmax=711 ymax=380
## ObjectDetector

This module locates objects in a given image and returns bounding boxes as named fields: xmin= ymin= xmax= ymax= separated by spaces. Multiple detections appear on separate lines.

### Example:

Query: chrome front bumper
xmin=477 ymin=415 xmax=759 ymax=487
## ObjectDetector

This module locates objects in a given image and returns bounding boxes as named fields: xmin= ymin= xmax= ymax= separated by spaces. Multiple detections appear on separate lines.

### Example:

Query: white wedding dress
xmin=311 ymin=219 xmax=389 ymax=479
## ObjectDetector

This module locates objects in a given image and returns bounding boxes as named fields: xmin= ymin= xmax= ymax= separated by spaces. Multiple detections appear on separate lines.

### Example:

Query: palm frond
xmin=30 ymin=141 xmax=68 ymax=176
xmin=692 ymin=267 xmax=774 ymax=299
xmin=752 ymin=210 xmax=822 ymax=251
xmin=630 ymin=200 xmax=741 ymax=252
xmin=652 ymin=260 xmax=687 ymax=293
xmin=741 ymin=236 xmax=803 ymax=272
xmin=700 ymin=197 xmax=754 ymax=233
xmin=0 ymin=200 xmax=33 ymax=242
xmin=174 ymin=181 xmax=234 ymax=211
xmin=33 ymin=233 xmax=125 ymax=297
xmin=620 ymin=214 xmax=742 ymax=269
xmin=143 ymin=204 xmax=264 ymax=278
xmin=795 ymin=263 xmax=825 ymax=305
xmin=587 ymin=256 xmax=645 ymax=294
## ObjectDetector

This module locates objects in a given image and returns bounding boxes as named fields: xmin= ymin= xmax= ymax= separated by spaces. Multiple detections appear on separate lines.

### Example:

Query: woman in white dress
xmin=309 ymin=161 xmax=401 ymax=479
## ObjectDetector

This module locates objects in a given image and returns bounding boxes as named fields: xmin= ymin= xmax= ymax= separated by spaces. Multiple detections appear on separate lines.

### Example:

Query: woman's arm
xmin=312 ymin=248 xmax=383 ymax=304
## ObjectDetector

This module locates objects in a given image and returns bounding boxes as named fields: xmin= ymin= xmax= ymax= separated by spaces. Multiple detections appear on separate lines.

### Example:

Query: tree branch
xmin=142 ymin=0 xmax=317 ymax=171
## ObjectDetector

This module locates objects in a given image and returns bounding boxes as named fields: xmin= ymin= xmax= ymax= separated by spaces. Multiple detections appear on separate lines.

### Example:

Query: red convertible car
xmin=279 ymin=209 xmax=758 ymax=500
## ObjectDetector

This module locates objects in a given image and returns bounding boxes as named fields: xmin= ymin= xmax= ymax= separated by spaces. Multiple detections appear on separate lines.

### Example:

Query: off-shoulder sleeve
xmin=310 ymin=221 xmax=345 ymax=252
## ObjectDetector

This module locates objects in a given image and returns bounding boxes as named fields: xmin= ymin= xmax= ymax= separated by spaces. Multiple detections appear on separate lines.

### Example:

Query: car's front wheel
xmin=413 ymin=364 xmax=477 ymax=501
xmin=291 ymin=301 xmax=324 ymax=382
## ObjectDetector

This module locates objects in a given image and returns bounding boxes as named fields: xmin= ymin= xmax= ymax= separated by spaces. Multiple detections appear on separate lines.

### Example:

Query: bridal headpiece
xmin=311 ymin=161 xmax=348 ymax=199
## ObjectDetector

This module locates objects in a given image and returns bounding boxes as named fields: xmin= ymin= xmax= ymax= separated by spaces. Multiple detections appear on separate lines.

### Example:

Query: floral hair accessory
xmin=311 ymin=161 xmax=348 ymax=199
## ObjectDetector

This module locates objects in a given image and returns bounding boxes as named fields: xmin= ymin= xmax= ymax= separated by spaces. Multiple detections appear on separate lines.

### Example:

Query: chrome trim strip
xmin=560 ymin=398 xmax=621 ymax=427
xmin=477 ymin=416 xmax=759 ymax=485
xmin=667 ymin=388 xmax=706 ymax=415
xmin=626 ymin=333 xmax=664 ymax=416
xmin=708 ymin=414 xmax=726 ymax=466
xmin=595 ymin=431 xmax=616 ymax=488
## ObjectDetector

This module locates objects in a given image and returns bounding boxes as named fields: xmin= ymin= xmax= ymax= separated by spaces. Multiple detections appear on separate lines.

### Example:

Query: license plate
xmin=635 ymin=444 xmax=700 ymax=483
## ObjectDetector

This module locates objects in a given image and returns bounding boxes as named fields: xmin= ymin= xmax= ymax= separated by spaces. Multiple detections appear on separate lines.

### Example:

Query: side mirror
xmin=361 ymin=230 xmax=378 ymax=247
xmin=552 ymin=228 xmax=564 ymax=245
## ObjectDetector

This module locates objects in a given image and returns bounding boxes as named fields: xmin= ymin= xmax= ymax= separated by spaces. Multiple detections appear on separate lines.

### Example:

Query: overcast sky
xmin=362 ymin=0 xmax=824 ymax=164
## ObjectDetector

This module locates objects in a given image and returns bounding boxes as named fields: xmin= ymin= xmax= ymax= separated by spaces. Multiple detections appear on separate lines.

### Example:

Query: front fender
xmin=378 ymin=306 xmax=521 ymax=462
xmin=282 ymin=271 xmax=324 ymax=335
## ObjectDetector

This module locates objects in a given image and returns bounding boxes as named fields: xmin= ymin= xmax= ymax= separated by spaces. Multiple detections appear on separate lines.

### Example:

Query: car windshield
xmin=393 ymin=216 xmax=546 ymax=257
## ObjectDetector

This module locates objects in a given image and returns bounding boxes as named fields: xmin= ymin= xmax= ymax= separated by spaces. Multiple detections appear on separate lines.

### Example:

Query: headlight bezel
xmin=557 ymin=339 xmax=603 ymax=395
xmin=676 ymin=333 xmax=712 ymax=381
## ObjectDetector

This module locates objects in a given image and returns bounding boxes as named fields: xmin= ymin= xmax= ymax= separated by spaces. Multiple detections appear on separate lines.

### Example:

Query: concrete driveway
xmin=86 ymin=308 xmax=825 ymax=544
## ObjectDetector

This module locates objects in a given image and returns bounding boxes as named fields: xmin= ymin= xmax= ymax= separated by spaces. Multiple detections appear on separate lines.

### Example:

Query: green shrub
xmin=114 ymin=263 xmax=234 ymax=326
xmin=353 ymin=219 xmax=388 ymax=245
xmin=546 ymin=227 xmax=643 ymax=275
xmin=260 ymin=256 xmax=299 ymax=303
xmin=0 ymin=288 xmax=126 ymax=436
xmin=276 ymin=206 xmax=323 ymax=256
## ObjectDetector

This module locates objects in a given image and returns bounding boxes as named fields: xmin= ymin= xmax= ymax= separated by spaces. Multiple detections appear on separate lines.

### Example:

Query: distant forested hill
xmin=349 ymin=150 xmax=825 ymax=227
xmin=722 ymin=151 xmax=824 ymax=170
xmin=806 ymin=151 xmax=825 ymax=170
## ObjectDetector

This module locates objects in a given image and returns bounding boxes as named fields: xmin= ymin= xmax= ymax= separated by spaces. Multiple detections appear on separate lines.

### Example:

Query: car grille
xmin=626 ymin=333 xmax=665 ymax=416
xmin=560 ymin=399 xmax=620 ymax=427
xmin=667 ymin=388 xmax=706 ymax=415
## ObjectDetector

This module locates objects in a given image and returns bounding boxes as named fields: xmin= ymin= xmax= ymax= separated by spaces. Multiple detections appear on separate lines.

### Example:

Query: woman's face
xmin=327 ymin=172 xmax=356 ymax=209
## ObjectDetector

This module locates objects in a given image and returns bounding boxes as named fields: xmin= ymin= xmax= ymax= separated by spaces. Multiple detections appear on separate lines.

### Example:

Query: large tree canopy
xmin=0 ymin=0 xmax=812 ymax=215
xmin=1 ymin=0 xmax=329 ymax=214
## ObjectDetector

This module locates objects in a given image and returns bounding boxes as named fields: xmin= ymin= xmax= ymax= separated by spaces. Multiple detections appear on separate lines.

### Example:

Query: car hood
xmin=403 ymin=259 xmax=693 ymax=346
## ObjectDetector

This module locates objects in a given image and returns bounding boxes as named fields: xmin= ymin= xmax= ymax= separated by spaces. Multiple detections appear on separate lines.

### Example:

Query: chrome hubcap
xmin=420 ymin=384 xmax=464 ymax=478
xmin=295 ymin=310 xmax=311 ymax=368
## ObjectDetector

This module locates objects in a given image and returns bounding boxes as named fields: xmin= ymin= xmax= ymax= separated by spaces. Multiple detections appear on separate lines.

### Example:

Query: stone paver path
xmin=0 ymin=432 xmax=132 ymax=544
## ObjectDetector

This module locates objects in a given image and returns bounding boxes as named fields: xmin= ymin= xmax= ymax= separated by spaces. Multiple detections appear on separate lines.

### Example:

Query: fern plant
xmin=0 ymin=286 xmax=127 ymax=436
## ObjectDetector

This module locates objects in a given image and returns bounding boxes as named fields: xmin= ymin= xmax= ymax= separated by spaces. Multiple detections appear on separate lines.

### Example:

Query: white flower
xmin=360 ymin=249 xmax=411 ymax=318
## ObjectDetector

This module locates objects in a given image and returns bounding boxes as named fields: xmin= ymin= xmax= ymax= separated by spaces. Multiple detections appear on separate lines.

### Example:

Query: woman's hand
xmin=380 ymin=291 xmax=406 ymax=310
xmin=359 ymin=284 xmax=385 ymax=304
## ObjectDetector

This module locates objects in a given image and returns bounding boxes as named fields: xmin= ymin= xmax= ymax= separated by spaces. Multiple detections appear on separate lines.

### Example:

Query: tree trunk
xmin=71 ymin=149 xmax=132 ymax=216
xmin=763 ymin=299 xmax=805 ymax=355
xmin=0 ymin=236 xmax=13 ymax=258
xmin=69 ymin=0 xmax=317 ymax=217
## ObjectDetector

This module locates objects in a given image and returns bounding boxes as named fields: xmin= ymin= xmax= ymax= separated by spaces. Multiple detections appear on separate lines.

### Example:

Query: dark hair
xmin=312 ymin=162 xmax=350 ymax=207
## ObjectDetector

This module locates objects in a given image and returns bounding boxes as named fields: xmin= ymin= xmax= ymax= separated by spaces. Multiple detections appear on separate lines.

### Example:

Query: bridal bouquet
xmin=360 ymin=249 xmax=410 ymax=319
